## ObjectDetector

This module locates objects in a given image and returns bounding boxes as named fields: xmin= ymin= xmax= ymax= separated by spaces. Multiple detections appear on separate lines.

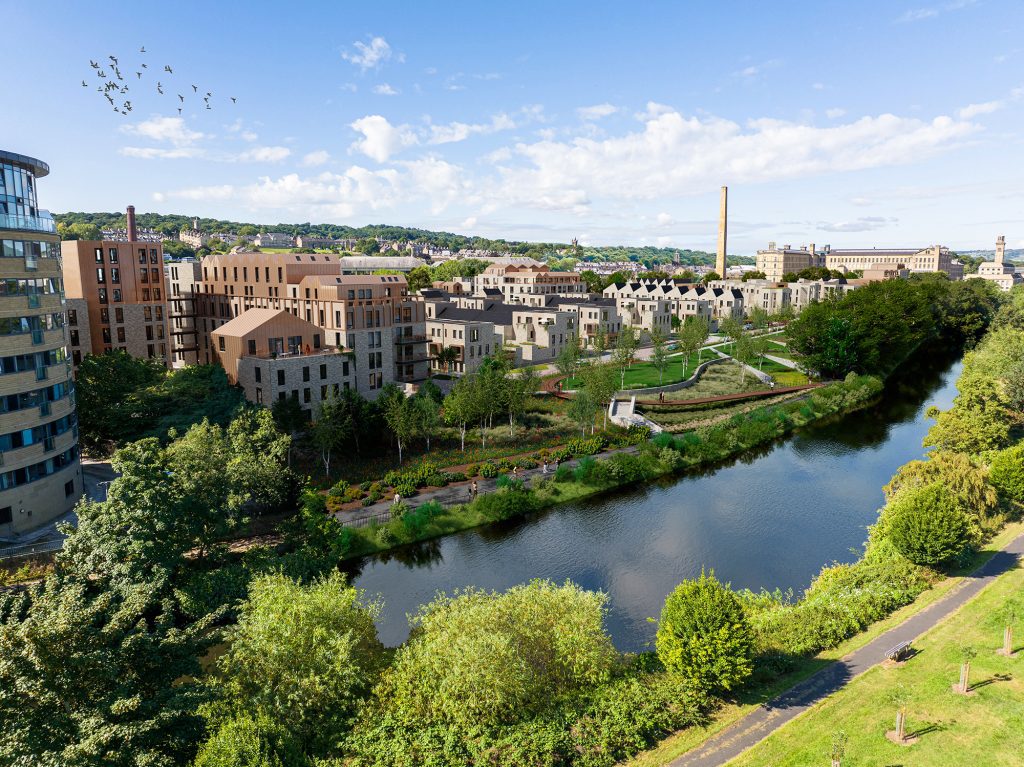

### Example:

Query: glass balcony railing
xmin=0 ymin=212 xmax=57 ymax=234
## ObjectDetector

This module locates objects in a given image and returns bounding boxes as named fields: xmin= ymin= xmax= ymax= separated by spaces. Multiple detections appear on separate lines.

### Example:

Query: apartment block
xmin=61 ymin=206 xmax=169 ymax=367
xmin=977 ymin=236 xmax=1022 ymax=292
xmin=0 ymin=150 xmax=81 ymax=539
xmin=165 ymin=259 xmax=202 ymax=367
xmin=825 ymin=245 xmax=964 ymax=280
xmin=473 ymin=262 xmax=587 ymax=306
xmin=755 ymin=242 xmax=825 ymax=282
xmin=426 ymin=315 xmax=500 ymax=375
xmin=173 ymin=251 xmax=428 ymax=402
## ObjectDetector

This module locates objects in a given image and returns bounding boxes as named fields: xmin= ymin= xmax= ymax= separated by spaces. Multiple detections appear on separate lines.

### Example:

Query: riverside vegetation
xmin=0 ymin=277 xmax=1016 ymax=767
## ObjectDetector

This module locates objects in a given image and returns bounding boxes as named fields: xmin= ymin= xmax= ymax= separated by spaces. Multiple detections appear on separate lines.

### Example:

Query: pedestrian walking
xmin=512 ymin=465 xmax=519 ymax=478
xmin=393 ymin=492 xmax=401 ymax=505
xmin=542 ymin=460 xmax=548 ymax=474
xmin=471 ymin=481 xmax=478 ymax=497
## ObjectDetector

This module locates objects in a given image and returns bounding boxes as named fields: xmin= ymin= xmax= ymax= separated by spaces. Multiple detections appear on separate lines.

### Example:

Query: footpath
xmin=668 ymin=530 xmax=1024 ymax=767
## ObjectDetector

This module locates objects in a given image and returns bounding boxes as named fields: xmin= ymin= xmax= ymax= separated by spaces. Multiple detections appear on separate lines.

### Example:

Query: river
xmin=345 ymin=348 xmax=963 ymax=652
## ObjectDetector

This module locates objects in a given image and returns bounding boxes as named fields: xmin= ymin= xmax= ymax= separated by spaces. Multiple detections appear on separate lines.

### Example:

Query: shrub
xmin=389 ymin=500 xmax=410 ymax=520
xmin=474 ymin=486 xmax=540 ymax=521
xmin=361 ymin=497 xmax=374 ymax=507
xmin=327 ymin=480 xmax=349 ymax=499
xmin=656 ymin=570 xmax=753 ymax=693
xmin=885 ymin=482 xmax=975 ymax=566
xmin=554 ymin=465 xmax=574 ymax=483
xmin=566 ymin=436 xmax=605 ymax=456
xmin=479 ymin=462 xmax=500 ymax=479
xmin=393 ymin=481 xmax=417 ymax=500
xmin=194 ymin=712 xmax=305 ymax=767
xmin=415 ymin=500 xmax=444 ymax=519
xmin=423 ymin=473 xmax=448 ymax=488
xmin=368 ymin=481 xmax=383 ymax=496
xmin=464 ymin=463 xmax=480 ymax=477
xmin=519 ymin=458 xmax=538 ymax=470
xmin=376 ymin=526 xmax=397 ymax=545
xmin=989 ymin=443 xmax=1024 ymax=506
xmin=359 ymin=480 xmax=371 ymax=492
xmin=444 ymin=471 xmax=468 ymax=483
xmin=343 ymin=486 xmax=364 ymax=503
xmin=573 ymin=456 xmax=598 ymax=483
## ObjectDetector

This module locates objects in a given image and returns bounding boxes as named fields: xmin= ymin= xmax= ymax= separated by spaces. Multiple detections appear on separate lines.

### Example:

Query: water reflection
xmin=350 ymin=346 xmax=963 ymax=652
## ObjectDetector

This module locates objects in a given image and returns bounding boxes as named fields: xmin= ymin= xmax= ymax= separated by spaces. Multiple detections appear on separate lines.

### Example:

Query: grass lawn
xmin=728 ymin=542 xmax=1024 ymax=767
xmin=564 ymin=353 xmax=703 ymax=390
xmin=627 ymin=521 xmax=1024 ymax=767
xmin=641 ymin=392 xmax=803 ymax=431
xmin=659 ymin=364 xmax=766 ymax=402
xmin=773 ymin=370 xmax=811 ymax=386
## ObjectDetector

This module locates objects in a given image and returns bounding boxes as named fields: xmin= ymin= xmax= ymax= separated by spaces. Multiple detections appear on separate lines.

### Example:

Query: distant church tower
xmin=996 ymin=235 xmax=1006 ymax=266
xmin=716 ymin=186 xmax=728 ymax=277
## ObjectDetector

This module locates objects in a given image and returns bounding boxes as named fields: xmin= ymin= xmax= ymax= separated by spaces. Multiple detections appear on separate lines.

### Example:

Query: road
xmin=668 ymin=531 xmax=1024 ymax=767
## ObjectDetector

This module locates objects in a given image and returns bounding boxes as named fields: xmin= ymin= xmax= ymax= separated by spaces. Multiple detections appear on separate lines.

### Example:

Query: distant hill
xmin=958 ymin=248 xmax=1024 ymax=262
xmin=51 ymin=211 xmax=753 ymax=266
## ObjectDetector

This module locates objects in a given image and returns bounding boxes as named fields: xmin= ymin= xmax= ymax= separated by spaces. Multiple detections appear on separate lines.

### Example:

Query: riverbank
xmin=321 ymin=374 xmax=884 ymax=563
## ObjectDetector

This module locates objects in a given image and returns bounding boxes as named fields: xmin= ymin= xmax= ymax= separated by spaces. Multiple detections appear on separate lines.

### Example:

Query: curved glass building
xmin=0 ymin=150 xmax=81 ymax=539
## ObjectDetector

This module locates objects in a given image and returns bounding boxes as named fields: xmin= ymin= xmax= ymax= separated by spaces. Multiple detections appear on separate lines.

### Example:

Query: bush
xmin=361 ymin=497 xmax=374 ymax=507
xmin=474 ymin=486 xmax=540 ymax=521
xmin=464 ymin=463 xmax=480 ymax=477
xmin=479 ymin=462 xmax=500 ymax=479
xmin=573 ymin=456 xmax=598 ymax=483
xmin=194 ymin=712 xmax=305 ymax=767
xmin=566 ymin=436 xmax=605 ymax=457
xmin=518 ymin=458 xmax=538 ymax=470
xmin=389 ymin=500 xmax=410 ymax=520
xmin=415 ymin=500 xmax=444 ymax=519
xmin=444 ymin=471 xmax=467 ymax=483
xmin=423 ymin=473 xmax=447 ymax=488
xmin=885 ymin=482 xmax=975 ymax=566
xmin=327 ymin=480 xmax=349 ymax=499
xmin=554 ymin=465 xmax=574 ymax=483
xmin=989 ymin=443 xmax=1024 ymax=506
xmin=656 ymin=570 xmax=753 ymax=693
xmin=376 ymin=526 xmax=397 ymax=545
xmin=343 ymin=486 xmax=364 ymax=503
xmin=393 ymin=481 xmax=417 ymax=499
xmin=495 ymin=474 xmax=524 ymax=491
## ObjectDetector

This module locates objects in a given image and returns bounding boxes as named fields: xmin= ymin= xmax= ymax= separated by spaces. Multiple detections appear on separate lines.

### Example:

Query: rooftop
xmin=0 ymin=149 xmax=49 ymax=178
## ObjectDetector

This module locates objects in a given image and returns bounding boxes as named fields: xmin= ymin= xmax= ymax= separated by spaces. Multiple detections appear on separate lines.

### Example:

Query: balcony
xmin=27 ymin=294 xmax=40 ymax=309
xmin=0 ymin=212 xmax=56 ymax=234
xmin=395 ymin=334 xmax=427 ymax=344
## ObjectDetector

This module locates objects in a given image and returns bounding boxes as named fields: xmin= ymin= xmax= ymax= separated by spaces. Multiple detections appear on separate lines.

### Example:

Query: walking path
xmin=332 ymin=446 xmax=640 ymax=527
xmin=668 ymin=530 xmax=1024 ymax=767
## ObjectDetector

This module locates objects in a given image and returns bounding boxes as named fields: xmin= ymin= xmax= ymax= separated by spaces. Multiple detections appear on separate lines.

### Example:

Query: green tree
xmin=443 ymin=374 xmax=480 ymax=452
xmin=989 ymin=443 xmax=1024 ymax=506
xmin=412 ymin=389 xmax=441 ymax=450
xmin=656 ymin=570 xmax=753 ymax=693
xmin=885 ymin=482 xmax=975 ymax=566
xmin=212 ymin=572 xmax=383 ymax=755
xmin=884 ymin=451 xmax=998 ymax=525
xmin=404 ymin=264 xmax=434 ymax=293
xmin=568 ymin=386 xmax=599 ymax=435
xmin=74 ymin=351 xmax=165 ymax=449
xmin=580 ymin=360 xmax=618 ymax=429
xmin=555 ymin=335 xmax=582 ymax=380
xmin=312 ymin=392 xmax=354 ymax=479
xmin=702 ymin=271 xmax=721 ymax=284
xmin=613 ymin=324 xmax=639 ymax=389
xmin=678 ymin=316 xmax=710 ymax=373
xmin=193 ymin=712 xmax=304 ymax=767
xmin=57 ymin=221 xmax=102 ymax=240
xmin=0 ymin=577 xmax=219 ymax=767
xmin=434 ymin=345 xmax=460 ymax=373
xmin=365 ymin=581 xmax=615 ymax=732
xmin=741 ymin=270 xmax=767 ymax=282
xmin=504 ymin=368 xmax=539 ymax=436
xmin=271 ymin=391 xmax=307 ymax=435
xmin=923 ymin=367 xmax=1011 ymax=454
xmin=382 ymin=390 xmax=420 ymax=465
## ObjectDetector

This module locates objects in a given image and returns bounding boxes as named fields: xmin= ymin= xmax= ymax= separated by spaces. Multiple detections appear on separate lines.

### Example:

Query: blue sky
xmin=4 ymin=0 xmax=1023 ymax=253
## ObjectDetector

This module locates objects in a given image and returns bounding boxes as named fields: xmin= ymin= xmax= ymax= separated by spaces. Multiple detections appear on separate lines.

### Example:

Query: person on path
xmin=470 ymin=481 xmax=478 ymax=497
xmin=542 ymin=460 xmax=548 ymax=474
xmin=512 ymin=465 xmax=519 ymax=478
xmin=393 ymin=492 xmax=401 ymax=505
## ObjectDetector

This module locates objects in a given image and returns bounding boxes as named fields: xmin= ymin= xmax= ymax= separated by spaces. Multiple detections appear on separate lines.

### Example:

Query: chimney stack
xmin=996 ymin=235 xmax=1006 ymax=266
xmin=126 ymin=205 xmax=137 ymax=242
xmin=716 ymin=185 xmax=728 ymax=277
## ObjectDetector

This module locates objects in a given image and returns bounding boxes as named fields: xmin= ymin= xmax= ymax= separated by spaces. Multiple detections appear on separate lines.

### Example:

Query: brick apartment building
xmin=62 ymin=206 xmax=169 ymax=367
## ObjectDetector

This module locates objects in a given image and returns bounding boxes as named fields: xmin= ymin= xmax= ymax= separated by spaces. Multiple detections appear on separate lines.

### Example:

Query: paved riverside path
xmin=331 ymin=446 xmax=641 ymax=527
xmin=669 ymin=531 xmax=1024 ymax=767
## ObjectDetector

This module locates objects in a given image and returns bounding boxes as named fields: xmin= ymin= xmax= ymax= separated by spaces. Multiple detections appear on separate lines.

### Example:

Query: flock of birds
xmin=82 ymin=47 xmax=236 ymax=116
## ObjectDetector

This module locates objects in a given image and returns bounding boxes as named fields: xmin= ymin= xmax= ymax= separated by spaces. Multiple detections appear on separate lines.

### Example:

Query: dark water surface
xmin=346 ymin=350 xmax=963 ymax=652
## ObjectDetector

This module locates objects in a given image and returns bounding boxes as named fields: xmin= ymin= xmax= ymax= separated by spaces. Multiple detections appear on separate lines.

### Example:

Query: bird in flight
xmin=139 ymin=46 xmax=146 ymax=53
xmin=89 ymin=60 xmax=99 ymax=68
xmin=109 ymin=55 xmax=118 ymax=65
xmin=230 ymin=97 xmax=236 ymax=103
xmin=177 ymin=108 xmax=182 ymax=115
xmin=157 ymin=83 xmax=163 ymax=94
xmin=164 ymin=65 xmax=173 ymax=73
xmin=178 ymin=94 xmax=184 ymax=102
xmin=81 ymin=80 xmax=87 ymax=87
xmin=97 ymin=70 xmax=106 ymax=78
xmin=192 ymin=84 xmax=198 ymax=92
xmin=136 ymin=71 xmax=142 ymax=79
xmin=141 ymin=63 xmax=148 ymax=69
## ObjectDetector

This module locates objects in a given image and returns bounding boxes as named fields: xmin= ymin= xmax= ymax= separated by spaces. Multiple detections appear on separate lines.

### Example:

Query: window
xmin=117 ymin=327 xmax=125 ymax=343
xmin=153 ymin=288 xmax=161 ymax=301
xmin=110 ymin=268 xmax=120 ymax=284
xmin=69 ymin=330 xmax=79 ymax=346
xmin=115 ymin=308 xmax=123 ymax=323
xmin=109 ymin=248 xmax=118 ymax=263
xmin=149 ymin=249 xmax=158 ymax=264
xmin=94 ymin=248 xmax=103 ymax=263
xmin=369 ymin=373 xmax=378 ymax=390
xmin=95 ymin=268 xmax=105 ymax=284
xmin=145 ymin=326 xmax=154 ymax=341
xmin=141 ymin=288 xmax=150 ymax=301
xmin=218 ymin=337 xmax=225 ymax=351
xmin=140 ymin=269 xmax=148 ymax=283
xmin=277 ymin=370 xmax=285 ymax=386
xmin=255 ymin=387 xmax=263 ymax=404
xmin=99 ymin=308 xmax=109 ymax=324
xmin=138 ymin=249 xmax=146 ymax=264
xmin=98 ymin=288 xmax=107 ymax=304
xmin=302 ymin=367 xmax=310 ymax=382
xmin=303 ymin=387 xmax=311 ymax=403
xmin=247 ymin=339 xmax=257 ymax=355
xmin=72 ymin=350 xmax=81 ymax=365
xmin=0 ymin=506 xmax=10 ymax=524
xmin=254 ymin=366 xmax=262 ymax=382
xmin=143 ymin=306 xmax=152 ymax=321
xmin=101 ymin=328 xmax=111 ymax=343
xmin=320 ymin=364 xmax=327 ymax=380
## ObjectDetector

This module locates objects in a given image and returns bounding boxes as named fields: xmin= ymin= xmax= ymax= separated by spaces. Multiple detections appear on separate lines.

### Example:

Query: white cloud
xmin=427 ymin=113 xmax=516 ymax=144
xmin=461 ymin=216 xmax=478 ymax=229
xmin=735 ymin=59 xmax=781 ymax=78
xmin=232 ymin=146 xmax=291 ymax=163
xmin=120 ymin=146 xmax=202 ymax=160
xmin=817 ymin=216 xmax=897 ymax=232
xmin=340 ymin=83 xmax=358 ymax=93
xmin=302 ymin=150 xmax=331 ymax=167
xmin=958 ymin=100 xmax=1003 ymax=119
xmin=342 ymin=36 xmax=394 ymax=71
xmin=373 ymin=83 xmax=399 ymax=96
xmin=897 ymin=0 xmax=977 ymax=23
xmin=850 ymin=196 xmax=873 ymax=206
xmin=577 ymin=103 xmax=619 ymax=121
xmin=120 ymin=116 xmax=203 ymax=146
xmin=241 ymin=131 xmax=259 ymax=142
xmin=348 ymin=115 xmax=418 ymax=162
xmin=826 ymin=108 xmax=846 ymax=119
xmin=655 ymin=212 xmax=675 ymax=226
xmin=493 ymin=107 xmax=979 ymax=212
xmin=812 ymin=82 xmax=826 ymax=90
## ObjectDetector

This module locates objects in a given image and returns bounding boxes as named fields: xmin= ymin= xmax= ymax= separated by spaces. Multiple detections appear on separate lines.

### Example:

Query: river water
xmin=346 ymin=349 xmax=963 ymax=652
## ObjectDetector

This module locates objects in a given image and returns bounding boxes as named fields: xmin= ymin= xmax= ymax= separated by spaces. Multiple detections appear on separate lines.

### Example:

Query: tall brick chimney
xmin=126 ymin=205 xmax=137 ymax=242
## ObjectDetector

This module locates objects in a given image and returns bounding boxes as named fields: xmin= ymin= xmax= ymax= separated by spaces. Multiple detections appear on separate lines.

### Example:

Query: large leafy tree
xmin=656 ymin=570 xmax=753 ymax=693
xmin=363 ymin=581 xmax=615 ymax=733
xmin=74 ymin=351 xmax=165 ymax=450
xmin=885 ymin=482 xmax=976 ymax=567
xmin=312 ymin=391 xmax=354 ymax=479
xmin=0 ymin=578 xmax=220 ymax=767
xmin=209 ymin=572 xmax=383 ymax=756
